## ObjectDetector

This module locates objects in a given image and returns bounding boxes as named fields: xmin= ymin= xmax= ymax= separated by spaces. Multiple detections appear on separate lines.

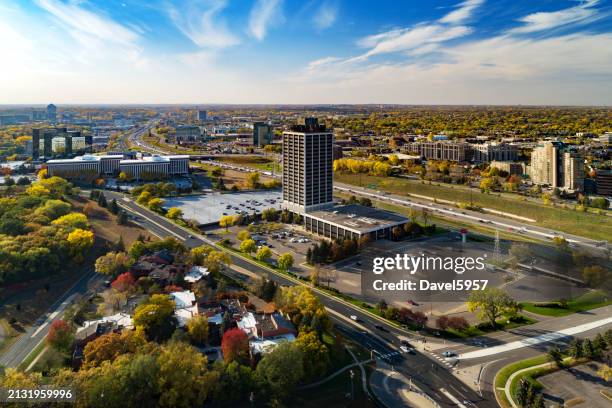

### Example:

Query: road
xmin=0 ymin=267 xmax=100 ymax=368
xmin=106 ymin=189 xmax=493 ymax=407
xmin=123 ymin=124 xmax=607 ymax=252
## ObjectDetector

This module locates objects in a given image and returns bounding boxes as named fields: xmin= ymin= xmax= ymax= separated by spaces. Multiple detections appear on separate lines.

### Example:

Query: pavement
xmin=370 ymin=364 xmax=437 ymax=408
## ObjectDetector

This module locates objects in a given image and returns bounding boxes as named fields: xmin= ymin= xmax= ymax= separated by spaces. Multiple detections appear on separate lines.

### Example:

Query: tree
xmin=552 ymin=236 xmax=569 ymax=251
xmin=111 ymin=272 xmax=136 ymax=292
xmin=109 ymin=199 xmax=119 ymax=214
xmin=245 ymin=172 xmax=260 ymax=189
xmin=189 ymin=245 xmax=211 ymax=266
xmin=156 ymin=341 xmax=219 ymax=408
xmin=46 ymin=320 xmax=74 ymax=352
xmin=581 ymin=338 xmax=594 ymax=358
xmin=547 ymin=347 xmax=563 ymax=367
xmin=237 ymin=230 xmax=251 ymax=241
xmin=147 ymin=198 xmax=164 ymax=213
xmin=219 ymin=215 xmax=235 ymax=231
xmin=256 ymin=342 xmax=304 ymax=399
xmin=310 ymin=265 xmax=320 ymax=286
xmin=277 ymin=253 xmax=294 ymax=271
xmin=294 ymin=331 xmax=329 ymax=381
xmin=597 ymin=364 xmax=612 ymax=381
xmin=568 ymin=338 xmax=583 ymax=358
xmin=240 ymin=238 xmax=256 ymax=255
xmin=436 ymin=315 xmax=450 ymax=330
xmin=66 ymin=228 xmax=95 ymax=260
xmin=582 ymin=265 xmax=609 ymax=287
xmin=95 ymin=251 xmax=132 ymax=277
xmin=204 ymin=250 xmax=231 ymax=273
xmin=186 ymin=315 xmax=209 ymax=346
xmin=508 ymin=243 xmax=531 ymax=269
xmin=221 ymin=328 xmax=250 ymax=364
xmin=166 ymin=207 xmax=183 ymax=220
xmin=467 ymin=288 xmax=517 ymax=328
xmin=117 ymin=210 xmax=128 ymax=225
xmin=255 ymin=246 xmax=272 ymax=262
xmin=52 ymin=212 xmax=90 ymax=230
xmin=82 ymin=330 xmax=146 ymax=368
xmin=133 ymin=294 xmax=177 ymax=341
xmin=447 ymin=316 xmax=469 ymax=331
xmin=97 ymin=193 xmax=108 ymax=207
xmin=594 ymin=333 xmax=607 ymax=352
xmin=118 ymin=171 xmax=128 ymax=182
xmin=136 ymin=191 xmax=152 ymax=205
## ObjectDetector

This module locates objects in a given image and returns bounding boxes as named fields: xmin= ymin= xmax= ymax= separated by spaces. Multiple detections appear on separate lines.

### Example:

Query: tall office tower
xmin=282 ymin=118 xmax=334 ymax=214
xmin=530 ymin=141 xmax=584 ymax=192
xmin=198 ymin=110 xmax=207 ymax=122
xmin=32 ymin=129 xmax=41 ymax=160
xmin=253 ymin=122 xmax=273 ymax=147
xmin=84 ymin=135 xmax=93 ymax=153
xmin=47 ymin=103 xmax=57 ymax=123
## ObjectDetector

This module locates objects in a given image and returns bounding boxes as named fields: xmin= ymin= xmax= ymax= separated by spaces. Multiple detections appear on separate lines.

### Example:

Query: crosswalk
xmin=428 ymin=352 xmax=457 ymax=368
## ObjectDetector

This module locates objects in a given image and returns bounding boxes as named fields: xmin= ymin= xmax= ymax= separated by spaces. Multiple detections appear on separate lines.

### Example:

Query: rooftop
xmin=306 ymin=204 xmax=409 ymax=233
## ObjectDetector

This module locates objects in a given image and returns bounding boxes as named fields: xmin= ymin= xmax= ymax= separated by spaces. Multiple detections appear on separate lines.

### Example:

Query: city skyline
xmin=1 ymin=0 xmax=612 ymax=105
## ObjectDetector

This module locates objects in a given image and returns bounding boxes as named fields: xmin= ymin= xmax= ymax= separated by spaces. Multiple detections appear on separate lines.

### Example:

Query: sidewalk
xmin=370 ymin=363 xmax=437 ymax=408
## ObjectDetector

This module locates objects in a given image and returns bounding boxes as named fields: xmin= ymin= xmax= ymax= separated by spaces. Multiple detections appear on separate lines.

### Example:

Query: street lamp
xmin=349 ymin=369 xmax=355 ymax=400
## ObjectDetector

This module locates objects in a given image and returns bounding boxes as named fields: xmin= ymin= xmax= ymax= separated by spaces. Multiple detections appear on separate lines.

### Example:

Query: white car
xmin=350 ymin=315 xmax=358 ymax=321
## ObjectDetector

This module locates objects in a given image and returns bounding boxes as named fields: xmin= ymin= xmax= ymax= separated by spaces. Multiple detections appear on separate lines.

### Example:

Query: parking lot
xmin=164 ymin=190 xmax=282 ymax=225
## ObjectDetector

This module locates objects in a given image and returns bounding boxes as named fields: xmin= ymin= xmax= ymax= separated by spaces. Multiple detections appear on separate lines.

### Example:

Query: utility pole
xmin=494 ymin=229 xmax=501 ymax=264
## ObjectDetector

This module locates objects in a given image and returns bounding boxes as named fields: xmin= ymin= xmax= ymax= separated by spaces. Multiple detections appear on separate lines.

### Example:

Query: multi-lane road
xmin=106 ymin=189 xmax=493 ymax=408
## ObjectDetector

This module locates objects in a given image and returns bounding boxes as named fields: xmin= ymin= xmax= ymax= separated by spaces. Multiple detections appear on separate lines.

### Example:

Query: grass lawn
xmin=442 ymin=314 xmax=537 ymax=339
xmin=520 ymin=290 xmax=612 ymax=317
xmin=335 ymin=173 xmax=611 ymax=241
xmin=217 ymin=155 xmax=282 ymax=173
xmin=494 ymin=354 xmax=550 ymax=390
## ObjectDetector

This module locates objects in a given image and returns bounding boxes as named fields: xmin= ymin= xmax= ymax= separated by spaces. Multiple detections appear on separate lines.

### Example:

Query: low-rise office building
xmin=47 ymin=154 xmax=189 ymax=181
xmin=303 ymin=204 xmax=409 ymax=241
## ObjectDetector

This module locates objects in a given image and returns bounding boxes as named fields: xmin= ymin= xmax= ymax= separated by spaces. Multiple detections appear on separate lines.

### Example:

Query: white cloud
xmin=510 ymin=0 xmax=601 ymax=34
xmin=438 ymin=0 xmax=485 ymax=25
xmin=35 ymin=0 xmax=139 ymax=47
xmin=358 ymin=24 xmax=472 ymax=59
xmin=248 ymin=0 xmax=283 ymax=41
xmin=289 ymin=32 xmax=612 ymax=105
xmin=314 ymin=1 xmax=338 ymax=30
xmin=167 ymin=0 xmax=239 ymax=49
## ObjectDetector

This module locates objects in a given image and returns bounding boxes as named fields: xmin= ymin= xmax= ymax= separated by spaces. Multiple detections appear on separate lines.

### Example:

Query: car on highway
xmin=350 ymin=315 xmax=358 ymax=321
xmin=400 ymin=345 xmax=415 ymax=354
xmin=374 ymin=324 xmax=387 ymax=332
xmin=442 ymin=351 xmax=457 ymax=358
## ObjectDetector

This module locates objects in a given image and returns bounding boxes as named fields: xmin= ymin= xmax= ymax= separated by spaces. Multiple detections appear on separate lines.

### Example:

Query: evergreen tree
xmin=116 ymin=235 xmax=125 ymax=252
xmin=594 ymin=333 xmax=607 ymax=351
xmin=98 ymin=192 xmax=108 ymax=207
xmin=117 ymin=210 xmax=128 ymax=225
xmin=109 ymin=199 xmax=119 ymax=214
xmin=581 ymin=338 xmax=594 ymax=358
xmin=568 ymin=338 xmax=583 ymax=358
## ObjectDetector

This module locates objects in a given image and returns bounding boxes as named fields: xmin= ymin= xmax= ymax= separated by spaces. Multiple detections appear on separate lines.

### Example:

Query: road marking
xmin=460 ymin=316 xmax=612 ymax=359
xmin=438 ymin=387 xmax=467 ymax=408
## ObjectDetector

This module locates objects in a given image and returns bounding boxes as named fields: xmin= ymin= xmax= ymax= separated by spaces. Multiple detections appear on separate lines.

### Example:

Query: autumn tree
xmin=186 ymin=315 xmax=209 ymax=346
xmin=294 ymin=330 xmax=329 ymax=381
xmin=166 ymin=207 xmax=183 ymax=220
xmin=46 ymin=320 xmax=74 ymax=352
xmin=133 ymin=294 xmax=177 ymax=341
xmin=82 ymin=330 xmax=146 ymax=368
xmin=95 ymin=251 xmax=132 ymax=277
xmin=221 ymin=328 xmax=250 ymax=364
xmin=277 ymin=253 xmax=294 ymax=271
xmin=240 ymin=238 xmax=256 ymax=255
xmin=111 ymin=272 xmax=136 ymax=292
xmin=255 ymin=246 xmax=272 ymax=262
xmin=256 ymin=342 xmax=304 ymax=399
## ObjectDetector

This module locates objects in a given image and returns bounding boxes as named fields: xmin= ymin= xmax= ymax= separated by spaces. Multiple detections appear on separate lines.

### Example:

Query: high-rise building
xmin=47 ymin=103 xmax=57 ymax=123
xmin=197 ymin=110 xmax=207 ymax=122
xmin=32 ymin=127 xmax=84 ymax=159
xmin=253 ymin=122 xmax=273 ymax=147
xmin=596 ymin=169 xmax=612 ymax=196
xmin=282 ymin=118 xmax=334 ymax=214
xmin=529 ymin=141 xmax=584 ymax=191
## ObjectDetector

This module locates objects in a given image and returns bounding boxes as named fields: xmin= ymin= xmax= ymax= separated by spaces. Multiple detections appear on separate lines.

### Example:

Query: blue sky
xmin=1 ymin=0 xmax=611 ymax=104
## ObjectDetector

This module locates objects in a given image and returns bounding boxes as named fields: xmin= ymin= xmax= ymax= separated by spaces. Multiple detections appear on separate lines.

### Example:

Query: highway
xmin=125 ymin=126 xmax=609 ymax=251
xmin=106 ymin=189 xmax=494 ymax=408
